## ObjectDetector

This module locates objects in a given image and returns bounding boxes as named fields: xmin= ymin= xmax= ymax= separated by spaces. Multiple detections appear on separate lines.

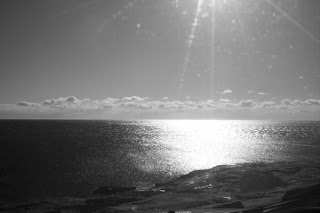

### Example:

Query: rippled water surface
xmin=0 ymin=120 xmax=319 ymax=201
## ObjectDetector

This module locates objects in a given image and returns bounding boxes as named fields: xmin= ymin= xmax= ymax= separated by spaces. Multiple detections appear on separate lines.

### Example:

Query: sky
xmin=0 ymin=0 xmax=320 ymax=120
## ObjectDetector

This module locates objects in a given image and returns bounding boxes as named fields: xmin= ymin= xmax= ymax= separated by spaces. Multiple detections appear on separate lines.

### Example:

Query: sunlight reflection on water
xmin=130 ymin=120 xmax=320 ymax=176
xmin=1 ymin=120 xmax=319 ymax=199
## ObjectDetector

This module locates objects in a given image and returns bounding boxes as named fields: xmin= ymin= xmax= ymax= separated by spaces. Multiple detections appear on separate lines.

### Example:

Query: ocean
xmin=0 ymin=120 xmax=319 ymax=202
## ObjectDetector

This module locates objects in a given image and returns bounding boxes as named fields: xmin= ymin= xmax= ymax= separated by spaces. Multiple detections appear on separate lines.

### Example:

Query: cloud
xmin=122 ymin=96 xmax=145 ymax=102
xmin=248 ymin=90 xmax=255 ymax=94
xmin=261 ymin=101 xmax=277 ymax=108
xmin=42 ymin=96 xmax=80 ymax=105
xmin=221 ymin=89 xmax=232 ymax=95
xmin=42 ymin=99 xmax=55 ymax=105
xmin=65 ymin=96 xmax=77 ymax=102
xmin=196 ymin=104 xmax=204 ymax=109
xmin=185 ymin=101 xmax=196 ymax=106
xmin=1 ymin=96 xmax=320 ymax=120
xmin=239 ymin=100 xmax=257 ymax=107
xmin=292 ymin=100 xmax=303 ymax=106
xmin=281 ymin=99 xmax=293 ymax=106
xmin=119 ymin=102 xmax=152 ymax=109
xmin=16 ymin=101 xmax=38 ymax=107
xmin=102 ymin=105 xmax=113 ymax=110
xmin=101 ymin=97 xmax=118 ymax=104
xmin=304 ymin=99 xmax=320 ymax=106
xmin=120 ymin=102 xmax=139 ymax=108
xmin=279 ymin=99 xmax=320 ymax=106
xmin=157 ymin=101 xmax=190 ymax=109
xmin=219 ymin=99 xmax=231 ymax=103
xmin=258 ymin=92 xmax=269 ymax=96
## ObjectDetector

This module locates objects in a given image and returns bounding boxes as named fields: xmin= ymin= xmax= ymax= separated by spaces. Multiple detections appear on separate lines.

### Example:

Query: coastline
xmin=1 ymin=161 xmax=320 ymax=212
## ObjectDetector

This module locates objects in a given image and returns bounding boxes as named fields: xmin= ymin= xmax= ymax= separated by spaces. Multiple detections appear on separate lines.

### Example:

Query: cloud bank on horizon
xmin=1 ymin=96 xmax=320 ymax=120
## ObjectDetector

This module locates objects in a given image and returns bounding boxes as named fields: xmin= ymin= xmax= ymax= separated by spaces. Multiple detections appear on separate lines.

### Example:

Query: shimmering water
xmin=0 ymin=120 xmax=319 ymax=201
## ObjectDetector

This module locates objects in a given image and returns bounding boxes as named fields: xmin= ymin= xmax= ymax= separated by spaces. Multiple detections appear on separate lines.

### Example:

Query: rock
xmin=212 ymin=200 xmax=245 ymax=209
xmin=242 ymin=208 xmax=263 ymax=213
xmin=240 ymin=171 xmax=287 ymax=193
xmin=242 ymin=183 xmax=320 ymax=213
xmin=212 ymin=195 xmax=232 ymax=203
xmin=155 ymin=200 xmax=213 ymax=210
xmin=82 ymin=196 xmax=138 ymax=213
xmin=92 ymin=186 xmax=136 ymax=195
xmin=280 ymin=183 xmax=320 ymax=209
xmin=282 ymin=183 xmax=320 ymax=202
xmin=154 ymin=182 xmax=166 ymax=187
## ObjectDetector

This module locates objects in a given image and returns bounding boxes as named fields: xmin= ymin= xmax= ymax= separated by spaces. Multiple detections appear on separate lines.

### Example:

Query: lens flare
xmin=265 ymin=0 xmax=320 ymax=43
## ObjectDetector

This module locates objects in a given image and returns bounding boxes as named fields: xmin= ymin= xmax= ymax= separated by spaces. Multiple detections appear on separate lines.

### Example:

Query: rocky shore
xmin=1 ymin=161 xmax=320 ymax=213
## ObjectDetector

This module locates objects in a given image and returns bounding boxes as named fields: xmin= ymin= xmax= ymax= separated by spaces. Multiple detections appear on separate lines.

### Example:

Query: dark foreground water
xmin=0 ymin=120 xmax=320 ymax=202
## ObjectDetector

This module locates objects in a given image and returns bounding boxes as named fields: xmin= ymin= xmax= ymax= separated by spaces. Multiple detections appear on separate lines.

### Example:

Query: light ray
xmin=210 ymin=0 xmax=216 ymax=99
xmin=265 ymin=0 xmax=320 ymax=43
xmin=179 ymin=0 xmax=204 ymax=99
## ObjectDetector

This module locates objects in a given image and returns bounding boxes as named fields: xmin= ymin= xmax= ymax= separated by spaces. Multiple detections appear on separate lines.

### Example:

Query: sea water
xmin=0 ymin=120 xmax=319 ymax=202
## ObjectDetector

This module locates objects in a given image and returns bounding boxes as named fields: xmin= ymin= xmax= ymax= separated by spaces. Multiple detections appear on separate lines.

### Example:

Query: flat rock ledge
xmin=1 ymin=161 xmax=320 ymax=213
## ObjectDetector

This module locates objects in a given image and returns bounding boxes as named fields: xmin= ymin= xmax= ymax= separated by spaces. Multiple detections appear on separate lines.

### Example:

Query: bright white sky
xmin=0 ymin=0 xmax=319 ymax=119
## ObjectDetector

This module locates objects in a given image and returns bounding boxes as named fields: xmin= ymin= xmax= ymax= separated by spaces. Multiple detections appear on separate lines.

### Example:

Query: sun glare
xmin=156 ymin=120 xmax=245 ymax=170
